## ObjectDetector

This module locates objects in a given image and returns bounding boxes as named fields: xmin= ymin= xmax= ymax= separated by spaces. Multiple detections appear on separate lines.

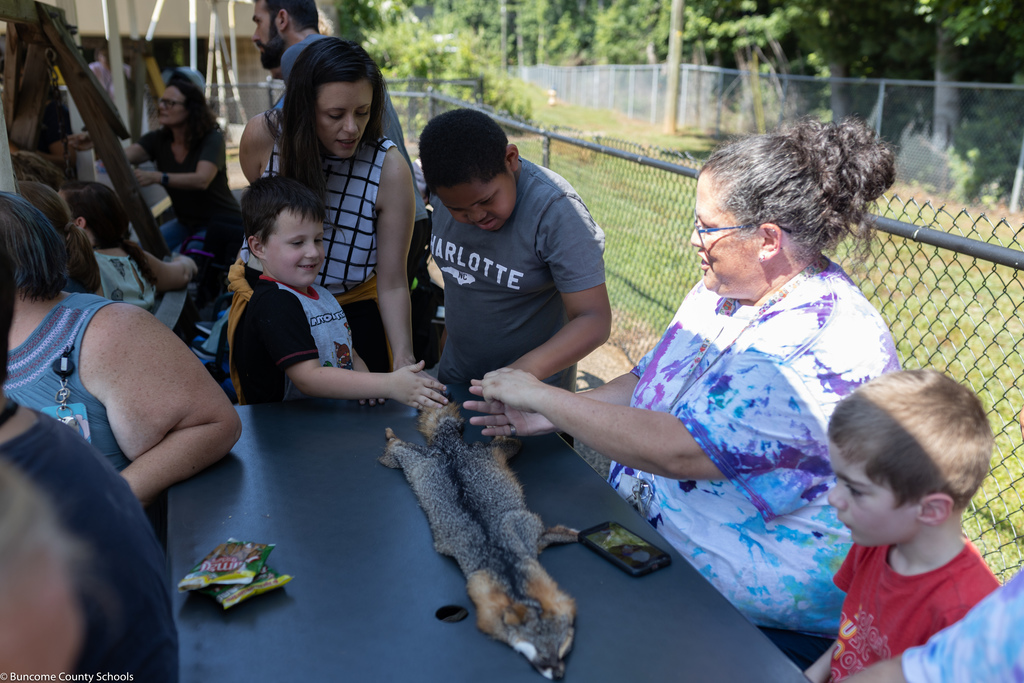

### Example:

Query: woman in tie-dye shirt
xmin=467 ymin=118 xmax=900 ymax=668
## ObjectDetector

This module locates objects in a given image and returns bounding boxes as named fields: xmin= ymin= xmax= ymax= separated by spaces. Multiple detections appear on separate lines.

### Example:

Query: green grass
xmin=522 ymin=83 xmax=717 ymax=156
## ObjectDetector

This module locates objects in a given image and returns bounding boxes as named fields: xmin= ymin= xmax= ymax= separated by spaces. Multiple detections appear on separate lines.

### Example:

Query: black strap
xmin=0 ymin=399 xmax=18 ymax=430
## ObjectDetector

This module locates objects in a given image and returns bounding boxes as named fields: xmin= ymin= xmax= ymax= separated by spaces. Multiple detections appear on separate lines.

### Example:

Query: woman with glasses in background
xmin=466 ymin=117 xmax=900 ymax=670
xmin=124 ymin=74 xmax=244 ymax=297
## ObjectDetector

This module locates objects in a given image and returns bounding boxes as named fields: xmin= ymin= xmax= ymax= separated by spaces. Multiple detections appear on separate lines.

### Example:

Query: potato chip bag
xmin=177 ymin=540 xmax=275 ymax=592
xmin=199 ymin=565 xmax=294 ymax=609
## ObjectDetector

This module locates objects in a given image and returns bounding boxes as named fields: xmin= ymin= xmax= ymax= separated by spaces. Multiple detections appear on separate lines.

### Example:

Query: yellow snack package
xmin=199 ymin=565 xmax=294 ymax=609
xmin=177 ymin=540 xmax=274 ymax=592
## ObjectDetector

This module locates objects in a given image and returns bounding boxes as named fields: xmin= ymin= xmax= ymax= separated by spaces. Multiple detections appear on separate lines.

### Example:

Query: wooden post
xmin=3 ymin=27 xmax=50 ymax=152
xmin=0 ymin=94 xmax=19 ymax=192
xmin=35 ymin=2 xmax=167 ymax=256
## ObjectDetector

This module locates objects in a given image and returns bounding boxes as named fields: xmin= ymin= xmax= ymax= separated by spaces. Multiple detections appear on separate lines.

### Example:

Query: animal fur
xmin=380 ymin=402 xmax=579 ymax=679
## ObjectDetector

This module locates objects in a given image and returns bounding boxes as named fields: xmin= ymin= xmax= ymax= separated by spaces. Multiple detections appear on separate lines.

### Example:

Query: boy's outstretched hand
xmin=389 ymin=361 xmax=448 ymax=409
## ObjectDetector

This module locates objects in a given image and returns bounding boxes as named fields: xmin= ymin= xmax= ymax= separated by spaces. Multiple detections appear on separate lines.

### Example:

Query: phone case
xmin=579 ymin=521 xmax=672 ymax=577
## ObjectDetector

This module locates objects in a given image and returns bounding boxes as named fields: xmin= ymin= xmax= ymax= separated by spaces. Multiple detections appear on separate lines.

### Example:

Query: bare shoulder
xmin=380 ymin=147 xmax=413 ymax=186
xmin=80 ymin=303 xmax=205 ymax=379
xmin=239 ymin=111 xmax=276 ymax=183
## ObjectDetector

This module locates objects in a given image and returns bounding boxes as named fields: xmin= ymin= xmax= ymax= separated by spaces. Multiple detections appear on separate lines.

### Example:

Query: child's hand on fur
xmin=388 ymin=361 xmax=448 ymax=409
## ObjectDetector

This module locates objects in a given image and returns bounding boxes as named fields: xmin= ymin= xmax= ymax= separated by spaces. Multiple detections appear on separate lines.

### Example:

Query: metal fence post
xmin=875 ymin=80 xmax=886 ymax=137
xmin=628 ymin=66 xmax=636 ymax=119
xmin=1011 ymin=127 xmax=1024 ymax=214
xmin=778 ymin=76 xmax=789 ymax=128
xmin=680 ymin=66 xmax=689 ymax=129
xmin=542 ymin=131 xmax=551 ymax=168
xmin=651 ymin=66 xmax=659 ymax=125
xmin=716 ymin=71 xmax=724 ymax=138
xmin=427 ymin=86 xmax=436 ymax=122
xmin=609 ymin=65 xmax=616 ymax=112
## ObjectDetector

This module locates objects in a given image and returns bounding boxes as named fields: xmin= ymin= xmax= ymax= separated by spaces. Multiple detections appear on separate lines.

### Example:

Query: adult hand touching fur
xmin=466 ymin=369 xmax=558 ymax=437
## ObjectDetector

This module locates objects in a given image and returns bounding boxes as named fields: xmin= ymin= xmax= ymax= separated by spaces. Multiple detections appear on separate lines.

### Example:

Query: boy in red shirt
xmin=805 ymin=369 xmax=1000 ymax=683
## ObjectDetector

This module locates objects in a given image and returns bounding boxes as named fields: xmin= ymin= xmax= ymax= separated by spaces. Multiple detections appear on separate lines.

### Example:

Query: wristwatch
xmin=161 ymin=172 xmax=169 ymax=187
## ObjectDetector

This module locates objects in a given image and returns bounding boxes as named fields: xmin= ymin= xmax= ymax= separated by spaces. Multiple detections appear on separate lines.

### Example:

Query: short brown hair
xmin=828 ymin=369 xmax=993 ymax=510
xmin=241 ymin=175 xmax=325 ymax=245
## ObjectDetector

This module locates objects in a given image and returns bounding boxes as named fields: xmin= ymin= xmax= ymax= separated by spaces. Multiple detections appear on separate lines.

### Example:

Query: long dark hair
xmin=271 ymin=37 xmax=387 ymax=199
xmin=162 ymin=75 xmax=218 ymax=150
xmin=60 ymin=181 xmax=157 ymax=286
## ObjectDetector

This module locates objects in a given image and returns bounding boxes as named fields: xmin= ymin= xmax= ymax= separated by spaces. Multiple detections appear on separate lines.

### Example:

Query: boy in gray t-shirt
xmin=418 ymin=108 xmax=610 ymax=391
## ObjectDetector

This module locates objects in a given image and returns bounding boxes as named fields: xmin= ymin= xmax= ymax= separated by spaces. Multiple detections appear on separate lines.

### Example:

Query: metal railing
xmin=519 ymin=63 xmax=1024 ymax=213
xmin=394 ymin=90 xmax=1024 ymax=582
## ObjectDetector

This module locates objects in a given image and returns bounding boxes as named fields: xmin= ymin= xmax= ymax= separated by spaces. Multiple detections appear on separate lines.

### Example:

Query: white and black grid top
xmin=244 ymin=136 xmax=396 ymax=294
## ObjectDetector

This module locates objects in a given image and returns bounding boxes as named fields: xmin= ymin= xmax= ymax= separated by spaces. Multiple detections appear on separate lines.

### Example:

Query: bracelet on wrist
xmin=160 ymin=172 xmax=169 ymax=187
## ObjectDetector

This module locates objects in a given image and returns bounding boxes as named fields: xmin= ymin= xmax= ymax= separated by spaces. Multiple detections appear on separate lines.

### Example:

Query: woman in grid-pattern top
xmin=238 ymin=37 xmax=416 ymax=374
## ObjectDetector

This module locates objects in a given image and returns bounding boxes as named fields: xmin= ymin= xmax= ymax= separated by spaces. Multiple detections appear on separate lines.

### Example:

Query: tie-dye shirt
xmin=901 ymin=570 xmax=1023 ymax=683
xmin=608 ymin=260 xmax=899 ymax=636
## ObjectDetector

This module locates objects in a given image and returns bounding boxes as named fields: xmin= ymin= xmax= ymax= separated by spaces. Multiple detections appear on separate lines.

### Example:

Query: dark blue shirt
xmin=0 ymin=412 xmax=179 ymax=681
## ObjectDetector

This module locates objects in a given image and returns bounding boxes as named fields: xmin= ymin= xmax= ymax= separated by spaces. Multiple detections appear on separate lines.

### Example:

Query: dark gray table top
xmin=167 ymin=389 xmax=808 ymax=682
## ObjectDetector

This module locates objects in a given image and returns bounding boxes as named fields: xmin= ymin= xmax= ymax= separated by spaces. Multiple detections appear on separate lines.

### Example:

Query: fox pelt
xmin=380 ymin=401 xmax=579 ymax=680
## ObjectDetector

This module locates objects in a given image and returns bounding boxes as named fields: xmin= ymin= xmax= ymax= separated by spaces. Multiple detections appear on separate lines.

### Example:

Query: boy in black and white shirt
xmin=235 ymin=176 xmax=446 ymax=407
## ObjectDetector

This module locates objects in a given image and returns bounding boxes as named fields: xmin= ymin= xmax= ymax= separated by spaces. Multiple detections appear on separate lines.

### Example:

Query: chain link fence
xmin=519 ymin=64 xmax=1024 ymax=213
xmin=394 ymin=91 xmax=1024 ymax=582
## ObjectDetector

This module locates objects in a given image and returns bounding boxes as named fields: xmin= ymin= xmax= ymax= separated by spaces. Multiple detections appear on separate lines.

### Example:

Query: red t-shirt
xmin=830 ymin=541 xmax=999 ymax=681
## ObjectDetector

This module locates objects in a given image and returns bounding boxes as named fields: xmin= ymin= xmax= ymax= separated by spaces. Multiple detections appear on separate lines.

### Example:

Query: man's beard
xmin=256 ymin=23 xmax=286 ymax=70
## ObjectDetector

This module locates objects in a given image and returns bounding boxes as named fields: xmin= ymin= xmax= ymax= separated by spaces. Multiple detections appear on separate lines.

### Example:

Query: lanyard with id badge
xmin=41 ymin=344 xmax=91 ymax=441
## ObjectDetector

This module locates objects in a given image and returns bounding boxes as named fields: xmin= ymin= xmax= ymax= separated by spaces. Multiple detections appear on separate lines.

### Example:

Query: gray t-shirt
xmin=279 ymin=34 xmax=428 ymax=222
xmin=430 ymin=158 xmax=606 ymax=389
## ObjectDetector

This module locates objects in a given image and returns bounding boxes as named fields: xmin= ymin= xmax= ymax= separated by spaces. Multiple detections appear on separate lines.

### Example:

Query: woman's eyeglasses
xmin=158 ymin=98 xmax=186 ymax=108
xmin=693 ymin=209 xmax=791 ymax=249
xmin=693 ymin=209 xmax=757 ymax=249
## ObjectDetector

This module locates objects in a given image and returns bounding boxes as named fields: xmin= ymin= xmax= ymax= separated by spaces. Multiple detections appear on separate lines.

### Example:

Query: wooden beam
xmin=0 ymin=0 xmax=40 ymax=25
xmin=36 ymin=3 xmax=166 ymax=257
xmin=0 ymin=92 xmax=19 ymax=192
xmin=7 ymin=41 xmax=51 ymax=152
xmin=128 ymin=39 xmax=146 ymax=141
xmin=36 ymin=4 xmax=127 ymax=137
xmin=2 ymin=23 xmax=24 ymax=131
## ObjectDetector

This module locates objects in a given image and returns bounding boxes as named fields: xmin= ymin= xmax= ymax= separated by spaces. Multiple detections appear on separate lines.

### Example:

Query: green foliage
xmin=918 ymin=0 xmax=1024 ymax=61
xmin=786 ymin=0 xmax=934 ymax=79
xmin=947 ymin=90 xmax=1024 ymax=205
xmin=365 ymin=0 xmax=1024 ymax=92
xmin=365 ymin=14 xmax=532 ymax=119
xmin=592 ymin=0 xmax=669 ymax=64
xmin=482 ymin=70 xmax=534 ymax=119
xmin=332 ymin=0 xmax=405 ymax=43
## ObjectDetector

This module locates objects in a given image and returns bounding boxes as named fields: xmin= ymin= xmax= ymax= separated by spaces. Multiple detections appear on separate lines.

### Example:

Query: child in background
xmin=60 ymin=181 xmax=197 ymax=311
xmin=234 ymin=176 xmax=447 ymax=407
xmin=805 ymin=369 xmax=1000 ymax=682
xmin=417 ymin=108 xmax=610 ymax=390
xmin=18 ymin=181 xmax=100 ymax=295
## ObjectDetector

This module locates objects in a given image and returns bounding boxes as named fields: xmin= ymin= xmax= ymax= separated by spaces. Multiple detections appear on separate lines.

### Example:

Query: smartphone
xmin=578 ymin=521 xmax=672 ymax=577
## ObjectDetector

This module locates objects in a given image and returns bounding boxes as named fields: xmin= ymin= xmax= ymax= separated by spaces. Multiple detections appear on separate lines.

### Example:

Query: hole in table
xmin=435 ymin=605 xmax=469 ymax=623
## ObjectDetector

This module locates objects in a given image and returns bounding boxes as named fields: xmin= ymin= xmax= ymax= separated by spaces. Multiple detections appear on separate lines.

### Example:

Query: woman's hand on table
xmin=466 ymin=369 xmax=558 ymax=437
